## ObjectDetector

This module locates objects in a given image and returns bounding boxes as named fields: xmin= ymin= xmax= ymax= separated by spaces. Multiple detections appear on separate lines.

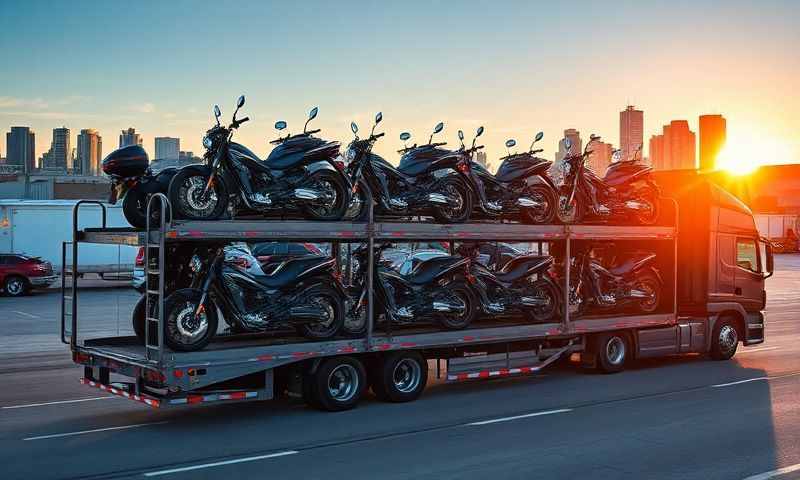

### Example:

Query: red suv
xmin=0 ymin=254 xmax=57 ymax=296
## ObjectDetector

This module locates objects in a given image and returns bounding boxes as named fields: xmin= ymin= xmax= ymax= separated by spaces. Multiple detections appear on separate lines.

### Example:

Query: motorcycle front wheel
xmin=431 ymin=176 xmax=473 ymax=224
xmin=163 ymin=288 xmax=218 ymax=352
xmin=168 ymin=169 xmax=228 ymax=221
xmin=521 ymin=184 xmax=558 ymax=225
xmin=304 ymin=170 xmax=349 ymax=221
xmin=556 ymin=188 xmax=584 ymax=224
xmin=634 ymin=185 xmax=660 ymax=225
xmin=297 ymin=285 xmax=345 ymax=339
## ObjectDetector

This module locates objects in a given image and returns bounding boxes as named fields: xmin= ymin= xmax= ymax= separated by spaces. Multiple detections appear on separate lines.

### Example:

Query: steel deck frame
xmin=64 ymin=196 xmax=679 ymax=403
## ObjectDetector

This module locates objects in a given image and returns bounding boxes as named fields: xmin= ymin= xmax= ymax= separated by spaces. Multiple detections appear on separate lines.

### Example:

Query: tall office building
xmin=587 ymin=140 xmax=613 ymax=174
xmin=5 ymin=126 xmax=36 ymax=173
xmin=699 ymin=114 xmax=726 ymax=171
xmin=650 ymin=120 xmax=696 ymax=170
xmin=43 ymin=127 xmax=71 ymax=170
xmin=620 ymin=105 xmax=643 ymax=162
xmin=77 ymin=129 xmax=103 ymax=176
xmin=119 ymin=128 xmax=143 ymax=148
xmin=155 ymin=137 xmax=180 ymax=160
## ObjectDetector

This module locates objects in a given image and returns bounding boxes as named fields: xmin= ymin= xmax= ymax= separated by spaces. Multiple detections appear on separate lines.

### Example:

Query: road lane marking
xmin=23 ymin=421 xmax=168 ymax=441
xmin=737 ymin=346 xmax=781 ymax=355
xmin=143 ymin=451 xmax=299 ymax=476
xmin=12 ymin=310 xmax=39 ymax=319
xmin=743 ymin=462 xmax=800 ymax=480
xmin=3 ymin=396 xmax=114 ymax=409
xmin=467 ymin=408 xmax=572 ymax=426
xmin=712 ymin=372 xmax=800 ymax=388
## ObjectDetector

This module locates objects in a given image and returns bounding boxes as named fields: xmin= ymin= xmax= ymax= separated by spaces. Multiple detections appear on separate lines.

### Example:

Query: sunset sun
xmin=715 ymin=137 xmax=789 ymax=175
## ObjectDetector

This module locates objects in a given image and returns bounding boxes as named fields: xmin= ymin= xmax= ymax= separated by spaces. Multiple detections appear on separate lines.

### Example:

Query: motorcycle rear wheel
xmin=297 ymin=285 xmax=345 ymax=339
xmin=525 ymin=278 xmax=560 ymax=323
xmin=123 ymin=188 xmax=171 ymax=229
xmin=303 ymin=170 xmax=349 ymax=221
xmin=521 ymin=185 xmax=557 ymax=224
xmin=436 ymin=282 xmax=477 ymax=329
xmin=431 ymin=177 xmax=473 ymax=224
xmin=635 ymin=271 xmax=661 ymax=313
xmin=168 ymin=169 xmax=228 ymax=221
xmin=635 ymin=185 xmax=660 ymax=225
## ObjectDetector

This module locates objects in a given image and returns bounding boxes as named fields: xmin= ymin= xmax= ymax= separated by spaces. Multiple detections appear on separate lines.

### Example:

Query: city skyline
xmin=0 ymin=1 xmax=796 ymax=171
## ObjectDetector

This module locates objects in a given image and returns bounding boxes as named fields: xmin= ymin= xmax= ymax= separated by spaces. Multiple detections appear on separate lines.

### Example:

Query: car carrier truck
xmin=63 ymin=175 xmax=772 ymax=411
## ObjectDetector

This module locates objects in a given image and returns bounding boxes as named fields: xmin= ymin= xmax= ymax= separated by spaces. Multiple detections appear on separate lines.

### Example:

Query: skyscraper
xmin=650 ymin=120 xmax=696 ymax=170
xmin=5 ymin=126 xmax=36 ymax=173
xmin=119 ymin=128 xmax=143 ymax=148
xmin=699 ymin=114 xmax=726 ymax=171
xmin=155 ymin=137 xmax=180 ymax=160
xmin=44 ymin=127 xmax=70 ymax=170
xmin=77 ymin=129 xmax=103 ymax=176
xmin=587 ymin=140 xmax=613 ymax=174
xmin=620 ymin=105 xmax=643 ymax=162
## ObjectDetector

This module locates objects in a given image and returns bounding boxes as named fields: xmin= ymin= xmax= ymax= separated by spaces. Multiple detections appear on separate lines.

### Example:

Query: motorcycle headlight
xmin=202 ymin=136 xmax=213 ymax=149
xmin=345 ymin=146 xmax=357 ymax=163
xmin=189 ymin=254 xmax=202 ymax=273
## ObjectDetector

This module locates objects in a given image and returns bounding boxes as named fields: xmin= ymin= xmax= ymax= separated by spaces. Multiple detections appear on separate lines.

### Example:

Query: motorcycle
xmin=343 ymin=114 xmax=476 ymax=223
xmin=462 ymin=131 xmax=558 ymax=224
xmin=102 ymin=145 xmax=177 ymax=228
xmin=168 ymin=96 xmax=351 ymax=222
xmin=458 ymin=243 xmax=560 ymax=323
xmin=344 ymin=243 xmax=479 ymax=334
xmin=551 ymin=244 xmax=662 ymax=317
xmin=162 ymin=243 xmax=346 ymax=351
xmin=557 ymin=135 xmax=660 ymax=225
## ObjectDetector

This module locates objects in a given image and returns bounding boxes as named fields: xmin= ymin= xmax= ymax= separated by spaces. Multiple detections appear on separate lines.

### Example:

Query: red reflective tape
xmin=229 ymin=391 xmax=247 ymax=400
xmin=377 ymin=344 xmax=391 ymax=350
xmin=292 ymin=352 xmax=313 ymax=358
xmin=498 ymin=368 xmax=509 ymax=375
xmin=457 ymin=373 xmax=468 ymax=380
xmin=462 ymin=336 xmax=475 ymax=341
xmin=399 ymin=342 xmax=416 ymax=348
xmin=338 ymin=346 xmax=356 ymax=353
xmin=478 ymin=371 xmax=490 ymax=378
xmin=187 ymin=395 xmax=203 ymax=404
xmin=173 ymin=369 xmax=183 ymax=378
xmin=547 ymin=329 xmax=560 ymax=335
xmin=257 ymin=354 xmax=274 ymax=361
xmin=244 ymin=231 xmax=259 ymax=237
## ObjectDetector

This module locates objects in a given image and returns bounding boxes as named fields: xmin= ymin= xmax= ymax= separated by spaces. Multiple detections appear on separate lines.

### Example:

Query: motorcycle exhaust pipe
xmin=432 ymin=300 xmax=466 ymax=313
xmin=294 ymin=188 xmax=321 ymax=201
xmin=289 ymin=305 xmax=328 ymax=322
xmin=516 ymin=197 xmax=543 ymax=209
xmin=628 ymin=289 xmax=652 ymax=299
xmin=427 ymin=193 xmax=449 ymax=205
xmin=519 ymin=296 xmax=547 ymax=307
xmin=625 ymin=200 xmax=650 ymax=211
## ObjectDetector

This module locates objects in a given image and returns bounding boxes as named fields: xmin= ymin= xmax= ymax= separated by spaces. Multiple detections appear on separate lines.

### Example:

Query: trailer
xmin=63 ymin=184 xmax=772 ymax=411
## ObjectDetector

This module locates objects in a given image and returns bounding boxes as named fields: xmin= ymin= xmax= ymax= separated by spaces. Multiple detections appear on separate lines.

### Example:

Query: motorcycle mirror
xmin=505 ymin=139 xmax=517 ymax=148
xmin=304 ymin=106 xmax=319 ymax=133
xmin=275 ymin=120 xmax=287 ymax=131
xmin=213 ymin=105 xmax=221 ymax=118
xmin=612 ymin=150 xmax=622 ymax=162
xmin=400 ymin=132 xmax=411 ymax=142
xmin=237 ymin=95 xmax=245 ymax=108
xmin=433 ymin=122 xmax=444 ymax=134
xmin=535 ymin=131 xmax=544 ymax=142
xmin=375 ymin=112 xmax=383 ymax=124
xmin=590 ymin=134 xmax=600 ymax=142
xmin=476 ymin=126 xmax=484 ymax=137
xmin=564 ymin=138 xmax=572 ymax=150
xmin=351 ymin=122 xmax=359 ymax=134
xmin=458 ymin=130 xmax=465 ymax=141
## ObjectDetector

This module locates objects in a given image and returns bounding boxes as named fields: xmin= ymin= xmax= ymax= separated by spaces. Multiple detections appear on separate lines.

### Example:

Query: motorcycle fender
xmin=295 ymin=275 xmax=348 ymax=299
xmin=527 ymin=173 xmax=557 ymax=191
xmin=306 ymin=160 xmax=353 ymax=190
xmin=170 ymin=164 xmax=232 ymax=197
xmin=154 ymin=167 xmax=179 ymax=191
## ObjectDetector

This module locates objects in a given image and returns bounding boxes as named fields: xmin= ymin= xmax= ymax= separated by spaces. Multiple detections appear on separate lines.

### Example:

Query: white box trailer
xmin=0 ymin=200 xmax=137 ymax=275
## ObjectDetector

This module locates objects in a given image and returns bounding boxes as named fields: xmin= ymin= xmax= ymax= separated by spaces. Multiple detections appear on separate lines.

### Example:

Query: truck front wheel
xmin=710 ymin=317 xmax=739 ymax=360
xmin=371 ymin=352 xmax=428 ymax=403
xmin=595 ymin=333 xmax=628 ymax=374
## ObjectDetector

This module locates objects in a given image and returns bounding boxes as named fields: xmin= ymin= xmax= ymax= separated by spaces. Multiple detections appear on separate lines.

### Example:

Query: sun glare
xmin=715 ymin=137 xmax=789 ymax=176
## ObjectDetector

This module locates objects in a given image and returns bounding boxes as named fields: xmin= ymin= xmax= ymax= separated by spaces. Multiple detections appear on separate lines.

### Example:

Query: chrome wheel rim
xmin=305 ymin=296 xmax=336 ymax=334
xmin=174 ymin=302 xmax=208 ymax=342
xmin=719 ymin=325 xmax=737 ymax=353
xmin=393 ymin=359 xmax=422 ymax=393
xmin=529 ymin=188 xmax=551 ymax=223
xmin=440 ymin=183 xmax=466 ymax=219
xmin=308 ymin=179 xmax=340 ymax=218
xmin=558 ymin=195 xmax=577 ymax=223
xmin=638 ymin=280 xmax=658 ymax=310
xmin=6 ymin=279 xmax=23 ymax=295
xmin=344 ymin=188 xmax=365 ymax=220
xmin=327 ymin=364 xmax=359 ymax=402
xmin=606 ymin=336 xmax=626 ymax=365
xmin=180 ymin=176 xmax=218 ymax=216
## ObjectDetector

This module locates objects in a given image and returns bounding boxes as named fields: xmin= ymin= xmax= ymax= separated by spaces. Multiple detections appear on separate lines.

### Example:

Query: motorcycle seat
xmin=607 ymin=253 xmax=656 ymax=276
xmin=407 ymin=256 xmax=467 ymax=285
xmin=265 ymin=136 xmax=334 ymax=170
xmin=254 ymin=256 xmax=333 ymax=288
xmin=494 ymin=255 xmax=552 ymax=283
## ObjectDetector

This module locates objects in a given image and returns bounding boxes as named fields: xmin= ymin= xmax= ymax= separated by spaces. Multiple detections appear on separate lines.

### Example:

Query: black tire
xmin=305 ymin=356 xmax=366 ymax=411
xmin=595 ymin=332 xmax=628 ymax=374
xmin=525 ymin=278 xmax=560 ymax=323
xmin=436 ymin=282 xmax=478 ymax=330
xmin=132 ymin=295 xmax=158 ymax=345
xmin=371 ymin=351 xmax=428 ymax=403
xmin=635 ymin=184 xmax=660 ymax=225
xmin=521 ymin=185 xmax=558 ymax=224
xmin=343 ymin=178 xmax=371 ymax=222
xmin=710 ymin=316 xmax=739 ymax=360
xmin=297 ymin=285 xmax=345 ymax=340
xmin=4 ymin=275 xmax=28 ymax=297
xmin=432 ymin=176 xmax=473 ymax=224
xmin=341 ymin=294 xmax=367 ymax=337
xmin=556 ymin=188 xmax=584 ymax=224
xmin=163 ymin=288 xmax=218 ymax=352
xmin=168 ymin=169 xmax=228 ymax=221
xmin=304 ymin=170 xmax=350 ymax=221
xmin=635 ymin=270 xmax=661 ymax=314
xmin=123 ymin=189 xmax=172 ymax=230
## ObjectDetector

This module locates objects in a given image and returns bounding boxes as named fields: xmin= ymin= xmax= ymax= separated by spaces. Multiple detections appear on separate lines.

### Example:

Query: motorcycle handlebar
xmin=231 ymin=117 xmax=249 ymax=129
xmin=373 ymin=132 xmax=385 ymax=139
xmin=531 ymin=148 xmax=543 ymax=154
xmin=430 ymin=142 xmax=447 ymax=147
xmin=306 ymin=129 xmax=321 ymax=135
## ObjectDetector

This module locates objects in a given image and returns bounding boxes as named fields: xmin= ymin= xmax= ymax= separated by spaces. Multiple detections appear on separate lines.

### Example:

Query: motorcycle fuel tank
xmin=398 ymin=146 xmax=456 ymax=176
xmin=495 ymin=154 xmax=552 ymax=183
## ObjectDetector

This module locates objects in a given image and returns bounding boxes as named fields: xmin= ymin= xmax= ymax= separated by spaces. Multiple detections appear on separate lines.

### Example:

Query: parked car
xmin=132 ymin=247 xmax=145 ymax=293
xmin=0 ymin=253 xmax=57 ymax=296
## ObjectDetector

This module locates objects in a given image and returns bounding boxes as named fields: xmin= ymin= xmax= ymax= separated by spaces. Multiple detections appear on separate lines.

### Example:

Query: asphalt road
xmin=1 ymin=256 xmax=799 ymax=480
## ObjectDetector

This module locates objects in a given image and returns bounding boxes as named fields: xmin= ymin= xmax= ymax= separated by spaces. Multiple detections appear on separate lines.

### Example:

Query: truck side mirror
xmin=764 ymin=240 xmax=774 ymax=278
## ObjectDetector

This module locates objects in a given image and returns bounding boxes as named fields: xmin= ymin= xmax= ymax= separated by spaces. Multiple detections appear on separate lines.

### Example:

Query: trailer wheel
xmin=710 ymin=317 xmax=739 ymax=360
xmin=371 ymin=351 xmax=428 ymax=403
xmin=306 ymin=356 xmax=366 ymax=411
xmin=595 ymin=333 xmax=628 ymax=374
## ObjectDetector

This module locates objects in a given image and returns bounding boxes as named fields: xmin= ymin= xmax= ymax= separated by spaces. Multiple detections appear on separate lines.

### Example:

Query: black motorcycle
xmin=344 ymin=243 xmax=479 ymax=333
xmin=168 ymin=96 xmax=350 ymax=222
xmin=465 ymin=132 xmax=558 ymax=224
xmin=557 ymin=136 xmax=659 ymax=225
xmin=344 ymin=115 xmax=475 ymax=223
xmin=162 ymin=243 xmax=346 ymax=351
xmin=102 ymin=145 xmax=177 ymax=228
xmin=459 ymin=243 xmax=560 ymax=323
xmin=552 ymin=245 xmax=662 ymax=317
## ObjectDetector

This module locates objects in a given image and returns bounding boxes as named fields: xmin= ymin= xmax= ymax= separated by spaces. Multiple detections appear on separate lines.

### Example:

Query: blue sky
xmin=1 ymin=0 xmax=798 ymax=167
